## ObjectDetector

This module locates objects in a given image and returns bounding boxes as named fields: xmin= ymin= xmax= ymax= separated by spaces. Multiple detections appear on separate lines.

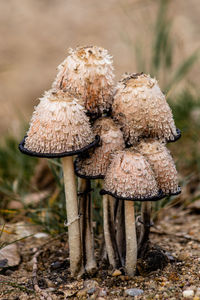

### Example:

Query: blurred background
xmin=0 ymin=0 xmax=200 ymax=235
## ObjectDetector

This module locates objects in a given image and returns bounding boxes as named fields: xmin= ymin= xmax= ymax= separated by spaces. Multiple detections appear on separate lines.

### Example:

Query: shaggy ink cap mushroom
xmin=101 ymin=150 xmax=164 ymax=201
xmin=112 ymin=73 xmax=180 ymax=145
xmin=136 ymin=139 xmax=181 ymax=196
xmin=52 ymin=46 xmax=114 ymax=117
xmin=74 ymin=117 xmax=125 ymax=179
xmin=19 ymin=89 xmax=99 ymax=157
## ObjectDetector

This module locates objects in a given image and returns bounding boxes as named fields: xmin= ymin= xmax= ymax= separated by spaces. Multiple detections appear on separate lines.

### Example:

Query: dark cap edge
xmin=18 ymin=135 xmax=100 ymax=158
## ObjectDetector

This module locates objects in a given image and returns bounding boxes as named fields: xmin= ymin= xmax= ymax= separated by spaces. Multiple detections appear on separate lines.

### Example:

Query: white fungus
xmin=112 ymin=73 xmax=177 ymax=145
xmin=103 ymin=150 xmax=159 ymax=199
xmin=52 ymin=46 xmax=114 ymax=116
xmin=24 ymin=89 xmax=94 ymax=154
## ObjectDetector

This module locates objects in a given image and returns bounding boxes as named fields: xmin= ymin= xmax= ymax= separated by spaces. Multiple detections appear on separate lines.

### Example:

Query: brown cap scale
xmin=52 ymin=46 xmax=114 ymax=117
xmin=136 ymin=139 xmax=181 ymax=195
xmin=101 ymin=150 xmax=164 ymax=201
xmin=74 ymin=117 xmax=125 ymax=179
xmin=19 ymin=89 xmax=99 ymax=157
xmin=112 ymin=73 xmax=180 ymax=145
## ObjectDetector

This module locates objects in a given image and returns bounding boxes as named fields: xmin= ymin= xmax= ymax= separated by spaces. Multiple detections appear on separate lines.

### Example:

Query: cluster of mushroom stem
xmin=19 ymin=45 xmax=181 ymax=278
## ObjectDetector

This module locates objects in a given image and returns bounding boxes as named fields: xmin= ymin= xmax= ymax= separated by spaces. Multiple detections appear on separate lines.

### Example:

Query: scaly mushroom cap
xmin=52 ymin=46 xmax=114 ymax=116
xmin=75 ymin=117 xmax=125 ymax=178
xmin=103 ymin=150 xmax=159 ymax=200
xmin=112 ymin=73 xmax=177 ymax=145
xmin=24 ymin=89 xmax=95 ymax=154
xmin=136 ymin=139 xmax=179 ymax=195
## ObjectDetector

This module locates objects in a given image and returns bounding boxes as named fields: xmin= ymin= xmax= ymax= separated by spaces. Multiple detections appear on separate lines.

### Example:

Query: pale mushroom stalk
xmin=137 ymin=201 xmax=151 ymax=258
xmin=103 ymin=194 xmax=121 ymax=269
xmin=62 ymin=156 xmax=84 ymax=277
xmin=101 ymin=150 xmax=162 ymax=275
xmin=124 ymin=200 xmax=137 ymax=276
xmin=114 ymin=198 xmax=126 ymax=266
xmin=78 ymin=177 xmax=97 ymax=273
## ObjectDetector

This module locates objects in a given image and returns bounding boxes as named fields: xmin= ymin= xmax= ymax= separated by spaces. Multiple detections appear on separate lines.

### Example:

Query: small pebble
xmin=112 ymin=269 xmax=122 ymax=277
xmin=125 ymin=288 xmax=144 ymax=297
xmin=87 ymin=287 xmax=96 ymax=295
xmin=183 ymin=290 xmax=194 ymax=298
xmin=99 ymin=288 xmax=107 ymax=297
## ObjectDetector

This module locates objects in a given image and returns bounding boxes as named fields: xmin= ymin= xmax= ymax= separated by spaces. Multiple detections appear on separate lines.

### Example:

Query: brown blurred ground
xmin=0 ymin=0 xmax=199 ymax=137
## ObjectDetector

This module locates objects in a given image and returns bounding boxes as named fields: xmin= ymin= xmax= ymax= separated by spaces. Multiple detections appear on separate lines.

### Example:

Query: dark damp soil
xmin=0 ymin=207 xmax=200 ymax=299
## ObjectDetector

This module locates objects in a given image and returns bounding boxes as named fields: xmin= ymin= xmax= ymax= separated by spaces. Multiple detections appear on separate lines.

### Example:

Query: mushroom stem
xmin=78 ymin=178 xmax=97 ymax=273
xmin=138 ymin=201 xmax=151 ymax=258
xmin=114 ymin=199 xmax=126 ymax=266
xmin=103 ymin=194 xmax=121 ymax=269
xmin=125 ymin=201 xmax=137 ymax=276
xmin=62 ymin=156 xmax=83 ymax=277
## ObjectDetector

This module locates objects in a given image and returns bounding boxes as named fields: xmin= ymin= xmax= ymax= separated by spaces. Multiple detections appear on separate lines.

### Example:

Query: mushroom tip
xmin=52 ymin=46 xmax=115 ymax=116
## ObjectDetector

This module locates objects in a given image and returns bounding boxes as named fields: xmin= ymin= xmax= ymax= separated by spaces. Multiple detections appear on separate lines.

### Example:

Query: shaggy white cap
xmin=103 ymin=150 xmax=159 ymax=199
xmin=136 ymin=139 xmax=179 ymax=194
xmin=52 ymin=46 xmax=114 ymax=116
xmin=112 ymin=73 xmax=177 ymax=145
xmin=76 ymin=117 xmax=125 ymax=177
xmin=24 ymin=89 xmax=95 ymax=154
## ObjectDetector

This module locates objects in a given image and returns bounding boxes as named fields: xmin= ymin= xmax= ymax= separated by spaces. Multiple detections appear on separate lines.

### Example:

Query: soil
xmin=0 ymin=207 xmax=199 ymax=299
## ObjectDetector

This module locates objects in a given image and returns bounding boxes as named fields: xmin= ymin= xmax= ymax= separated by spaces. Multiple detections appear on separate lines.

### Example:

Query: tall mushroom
xmin=112 ymin=72 xmax=181 ymax=261
xmin=19 ymin=89 xmax=99 ymax=277
xmin=75 ymin=117 xmax=125 ymax=269
xmin=101 ymin=150 xmax=164 ymax=276
xmin=52 ymin=45 xmax=115 ymax=273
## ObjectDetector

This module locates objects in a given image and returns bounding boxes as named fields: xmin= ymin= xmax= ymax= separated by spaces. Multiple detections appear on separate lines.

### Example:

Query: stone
xmin=183 ymin=290 xmax=194 ymax=298
xmin=87 ymin=287 xmax=96 ymax=295
xmin=125 ymin=288 xmax=144 ymax=297
xmin=112 ymin=269 xmax=122 ymax=276
xmin=0 ymin=243 xmax=20 ymax=268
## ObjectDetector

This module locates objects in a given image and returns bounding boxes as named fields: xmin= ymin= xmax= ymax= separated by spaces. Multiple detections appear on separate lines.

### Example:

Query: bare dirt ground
xmin=0 ymin=207 xmax=199 ymax=299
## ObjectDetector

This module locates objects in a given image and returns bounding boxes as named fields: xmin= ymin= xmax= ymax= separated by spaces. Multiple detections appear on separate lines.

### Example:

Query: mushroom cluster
xmin=19 ymin=46 xmax=181 ymax=278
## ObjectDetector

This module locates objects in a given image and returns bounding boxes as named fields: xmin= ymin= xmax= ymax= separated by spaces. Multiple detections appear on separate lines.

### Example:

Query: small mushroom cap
xmin=24 ymin=89 xmax=95 ymax=154
xmin=103 ymin=150 xmax=159 ymax=200
xmin=112 ymin=73 xmax=177 ymax=145
xmin=52 ymin=46 xmax=114 ymax=116
xmin=136 ymin=139 xmax=180 ymax=195
xmin=75 ymin=117 xmax=125 ymax=178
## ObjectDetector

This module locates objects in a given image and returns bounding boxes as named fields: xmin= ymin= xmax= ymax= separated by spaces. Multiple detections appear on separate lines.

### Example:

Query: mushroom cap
xmin=112 ymin=73 xmax=177 ymax=145
xmin=136 ymin=139 xmax=180 ymax=195
xmin=75 ymin=117 xmax=125 ymax=178
xmin=52 ymin=46 xmax=114 ymax=116
xmin=102 ymin=150 xmax=160 ymax=200
xmin=22 ymin=89 xmax=95 ymax=155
